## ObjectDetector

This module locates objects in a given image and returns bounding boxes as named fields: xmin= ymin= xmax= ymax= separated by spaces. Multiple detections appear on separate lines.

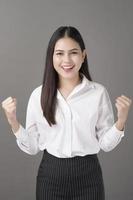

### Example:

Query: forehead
xmin=54 ymin=37 xmax=81 ymax=51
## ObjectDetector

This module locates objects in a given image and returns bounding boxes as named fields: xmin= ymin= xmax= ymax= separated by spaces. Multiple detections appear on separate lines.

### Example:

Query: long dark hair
xmin=41 ymin=26 xmax=93 ymax=127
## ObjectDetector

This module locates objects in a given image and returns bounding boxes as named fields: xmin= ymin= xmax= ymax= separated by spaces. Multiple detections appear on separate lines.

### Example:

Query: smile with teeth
xmin=61 ymin=65 xmax=74 ymax=70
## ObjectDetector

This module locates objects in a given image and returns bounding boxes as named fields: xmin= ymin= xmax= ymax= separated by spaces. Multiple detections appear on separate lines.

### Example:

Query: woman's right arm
xmin=1 ymin=93 xmax=40 ymax=155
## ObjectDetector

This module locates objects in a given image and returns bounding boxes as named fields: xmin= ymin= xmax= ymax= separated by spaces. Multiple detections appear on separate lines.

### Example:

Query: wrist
xmin=115 ymin=120 xmax=125 ymax=131
xmin=9 ymin=120 xmax=20 ymax=133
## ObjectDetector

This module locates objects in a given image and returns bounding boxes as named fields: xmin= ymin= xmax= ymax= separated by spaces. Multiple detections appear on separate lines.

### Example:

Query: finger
xmin=2 ymin=103 xmax=16 ymax=111
xmin=3 ymin=102 xmax=16 ymax=110
xmin=1 ymin=97 xmax=14 ymax=106
xmin=2 ymin=98 xmax=16 ymax=108
xmin=120 ymin=95 xmax=132 ymax=103
xmin=115 ymin=100 xmax=127 ymax=107
xmin=117 ymin=96 xmax=129 ymax=102
xmin=116 ymin=97 xmax=131 ymax=106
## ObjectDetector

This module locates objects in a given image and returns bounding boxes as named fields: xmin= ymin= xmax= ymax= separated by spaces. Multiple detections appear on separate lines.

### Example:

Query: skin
xmin=53 ymin=37 xmax=86 ymax=92
xmin=1 ymin=37 xmax=132 ymax=133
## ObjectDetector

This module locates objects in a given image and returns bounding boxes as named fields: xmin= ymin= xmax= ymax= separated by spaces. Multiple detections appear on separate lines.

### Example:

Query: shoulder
xmin=30 ymin=85 xmax=42 ymax=96
xmin=83 ymin=74 xmax=107 ymax=94
xmin=91 ymin=81 xmax=112 ymax=106
xmin=28 ymin=85 xmax=42 ymax=104
xmin=88 ymin=81 xmax=111 ymax=101
xmin=89 ymin=81 xmax=107 ymax=93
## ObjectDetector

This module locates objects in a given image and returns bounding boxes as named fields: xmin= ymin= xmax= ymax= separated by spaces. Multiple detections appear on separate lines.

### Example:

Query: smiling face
xmin=53 ymin=37 xmax=86 ymax=81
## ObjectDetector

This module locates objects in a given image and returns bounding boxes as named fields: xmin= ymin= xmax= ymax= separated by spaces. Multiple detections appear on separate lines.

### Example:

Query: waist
xmin=42 ymin=149 xmax=98 ymax=163
xmin=41 ymin=146 xmax=99 ymax=158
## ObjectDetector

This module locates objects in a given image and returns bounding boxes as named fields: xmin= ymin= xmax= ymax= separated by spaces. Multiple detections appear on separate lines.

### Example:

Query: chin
xmin=59 ymin=72 xmax=79 ymax=79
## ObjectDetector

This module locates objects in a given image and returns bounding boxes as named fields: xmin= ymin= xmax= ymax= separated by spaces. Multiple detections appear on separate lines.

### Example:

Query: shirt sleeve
xmin=13 ymin=90 xmax=40 ymax=155
xmin=95 ymin=87 xmax=125 ymax=152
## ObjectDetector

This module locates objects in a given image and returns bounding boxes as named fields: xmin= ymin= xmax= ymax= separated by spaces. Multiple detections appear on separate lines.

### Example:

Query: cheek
xmin=53 ymin=56 xmax=60 ymax=68
xmin=74 ymin=57 xmax=83 ymax=66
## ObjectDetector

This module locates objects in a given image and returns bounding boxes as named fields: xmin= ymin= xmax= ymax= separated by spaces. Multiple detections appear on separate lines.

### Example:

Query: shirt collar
xmin=57 ymin=73 xmax=95 ymax=101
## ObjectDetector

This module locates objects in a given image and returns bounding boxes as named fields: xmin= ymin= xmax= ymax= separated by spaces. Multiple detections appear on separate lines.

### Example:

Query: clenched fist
xmin=1 ymin=97 xmax=20 ymax=133
xmin=115 ymin=95 xmax=132 ymax=130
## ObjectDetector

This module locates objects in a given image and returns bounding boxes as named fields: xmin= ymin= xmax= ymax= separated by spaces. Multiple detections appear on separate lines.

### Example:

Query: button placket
xmin=63 ymin=101 xmax=72 ymax=157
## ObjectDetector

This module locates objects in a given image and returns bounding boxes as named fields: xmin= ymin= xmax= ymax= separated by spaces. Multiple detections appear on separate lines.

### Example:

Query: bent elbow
xmin=100 ymin=145 xmax=112 ymax=152
xmin=16 ymin=140 xmax=40 ymax=155
xmin=99 ymin=139 xmax=115 ymax=152
xmin=28 ymin=147 xmax=40 ymax=155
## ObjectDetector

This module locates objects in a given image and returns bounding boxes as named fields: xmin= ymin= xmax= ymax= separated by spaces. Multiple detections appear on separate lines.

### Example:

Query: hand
xmin=115 ymin=95 xmax=132 ymax=125
xmin=1 ymin=97 xmax=18 ymax=126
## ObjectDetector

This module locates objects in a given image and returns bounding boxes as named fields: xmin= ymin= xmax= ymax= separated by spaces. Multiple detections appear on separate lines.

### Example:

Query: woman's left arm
xmin=96 ymin=87 xmax=132 ymax=152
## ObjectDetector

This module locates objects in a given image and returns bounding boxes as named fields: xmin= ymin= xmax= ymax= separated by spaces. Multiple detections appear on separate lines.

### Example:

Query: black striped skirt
xmin=36 ymin=150 xmax=105 ymax=200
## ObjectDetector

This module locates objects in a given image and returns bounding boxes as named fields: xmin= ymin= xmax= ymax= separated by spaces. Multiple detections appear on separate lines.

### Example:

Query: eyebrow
xmin=55 ymin=48 xmax=80 ymax=52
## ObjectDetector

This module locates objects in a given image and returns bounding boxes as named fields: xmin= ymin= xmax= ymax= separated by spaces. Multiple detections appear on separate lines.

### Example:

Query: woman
xmin=1 ymin=26 xmax=132 ymax=200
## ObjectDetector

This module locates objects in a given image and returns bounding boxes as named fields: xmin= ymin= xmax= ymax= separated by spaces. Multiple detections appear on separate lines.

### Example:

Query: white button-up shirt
xmin=13 ymin=73 xmax=124 ymax=157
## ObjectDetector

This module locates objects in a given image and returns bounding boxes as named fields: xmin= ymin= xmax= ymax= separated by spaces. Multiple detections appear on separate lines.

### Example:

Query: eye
xmin=71 ymin=52 xmax=78 ymax=54
xmin=56 ymin=52 xmax=63 ymax=55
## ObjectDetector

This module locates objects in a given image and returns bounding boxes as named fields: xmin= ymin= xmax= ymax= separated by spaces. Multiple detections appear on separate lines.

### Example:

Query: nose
xmin=63 ymin=53 xmax=71 ymax=62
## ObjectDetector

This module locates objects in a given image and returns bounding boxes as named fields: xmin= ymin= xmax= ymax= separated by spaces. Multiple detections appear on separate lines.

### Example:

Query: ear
xmin=82 ymin=49 xmax=86 ymax=62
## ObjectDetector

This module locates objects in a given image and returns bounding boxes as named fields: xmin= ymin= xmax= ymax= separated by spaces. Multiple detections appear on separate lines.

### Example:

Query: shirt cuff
xmin=113 ymin=123 xmax=125 ymax=138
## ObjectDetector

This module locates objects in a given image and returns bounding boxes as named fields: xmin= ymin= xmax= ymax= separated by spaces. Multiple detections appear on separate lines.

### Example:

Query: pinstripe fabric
xmin=36 ymin=150 xmax=105 ymax=200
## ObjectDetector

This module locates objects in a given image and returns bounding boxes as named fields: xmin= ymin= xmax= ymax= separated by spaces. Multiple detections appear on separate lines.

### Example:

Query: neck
xmin=58 ymin=73 xmax=82 ymax=91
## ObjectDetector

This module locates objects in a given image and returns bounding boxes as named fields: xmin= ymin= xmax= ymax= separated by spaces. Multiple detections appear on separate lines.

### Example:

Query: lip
xmin=61 ymin=65 xmax=74 ymax=69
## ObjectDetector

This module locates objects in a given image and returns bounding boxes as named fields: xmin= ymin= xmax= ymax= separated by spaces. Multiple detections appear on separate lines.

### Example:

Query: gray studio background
xmin=0 ymin=0 xmax=133 ymax=199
